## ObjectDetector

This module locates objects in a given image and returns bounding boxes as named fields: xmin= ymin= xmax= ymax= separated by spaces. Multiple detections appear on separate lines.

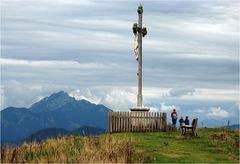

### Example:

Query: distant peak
xmin=29 ymin=91 xmax=74 ymax=112
xmin=51 ymin=91 xmax=68 ymax=97
xmin=57 ymin=91 xmax=66 ymax=94
xmin=45 ymin=91 xmax=73 ymax=103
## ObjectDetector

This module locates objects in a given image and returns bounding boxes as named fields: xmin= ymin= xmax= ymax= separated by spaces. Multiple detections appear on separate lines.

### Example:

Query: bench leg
xmin=182 ymin=127 xmax=186 ymax=135
xmin=194 ymin=130 xmax=197 ymax=137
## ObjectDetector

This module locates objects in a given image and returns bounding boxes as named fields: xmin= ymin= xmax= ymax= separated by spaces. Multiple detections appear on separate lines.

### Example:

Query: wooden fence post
xmin=130 ymin=112 xmax=132 ymax=132
xmin=109 ymin=112 xmax=112 ymax=133
xmin=163 ymin=112 xmax=167 ymax=131
xmin=118 ymin=112 xmax=121 ymax=132
xmin=155 ymin=112 xmax=157 ymax=131
xmin=126 ymin=112 xmax=128 ymax=132
xmin=159 ymin=113 xmax=162 ymax=131
xmin=147 ymin=112 xmax=150 ymax=132
xmin=116 ymin=112 xmax=118 ymax=132
xmin=143 ymin=112 xmax=145 ymax=132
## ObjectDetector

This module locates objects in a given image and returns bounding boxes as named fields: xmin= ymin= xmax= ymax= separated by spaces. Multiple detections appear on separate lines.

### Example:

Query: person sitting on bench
xmin=181 ymin=118 xmax=198 ymax=136
xmin=179 ymin=116 xmax=184 ymax=129
xmin=185 ymin=116 xmax=190 ymax=125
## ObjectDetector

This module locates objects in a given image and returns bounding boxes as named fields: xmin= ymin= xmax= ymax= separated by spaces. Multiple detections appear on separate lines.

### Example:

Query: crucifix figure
xmin=130 ymin=5 xmax=149 ymax=112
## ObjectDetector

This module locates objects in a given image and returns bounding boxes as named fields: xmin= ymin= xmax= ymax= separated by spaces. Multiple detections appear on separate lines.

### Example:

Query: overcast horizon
xmin=1 ymin=0 xmax=239 ymax=126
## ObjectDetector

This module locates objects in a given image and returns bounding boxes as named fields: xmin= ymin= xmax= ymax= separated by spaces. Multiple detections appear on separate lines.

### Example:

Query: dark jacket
xmin=179 ymin=118 xmax=184 ymax=125
xmin=185 ymin=118 xmax=190 ymax=125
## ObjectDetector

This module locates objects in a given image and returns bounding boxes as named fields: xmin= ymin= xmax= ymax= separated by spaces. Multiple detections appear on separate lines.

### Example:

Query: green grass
xmin=111 ymin=128 xmax=239 ymax=163
xmin=1 ymin=128 xmax=239 ymax=163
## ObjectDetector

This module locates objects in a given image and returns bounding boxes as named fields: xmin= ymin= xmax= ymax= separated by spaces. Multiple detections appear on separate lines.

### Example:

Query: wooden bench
xmin=181 ymin=118 xmax=198 ymax=136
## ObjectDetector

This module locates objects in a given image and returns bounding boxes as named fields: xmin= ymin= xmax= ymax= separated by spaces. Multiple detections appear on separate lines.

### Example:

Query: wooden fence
xmin=108 ymin=112 xmax=167 ymax=132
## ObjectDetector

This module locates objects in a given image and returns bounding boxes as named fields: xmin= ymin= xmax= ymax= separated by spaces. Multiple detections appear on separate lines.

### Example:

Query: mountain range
xmin=1 ymin=91 xmax=112 ymax=142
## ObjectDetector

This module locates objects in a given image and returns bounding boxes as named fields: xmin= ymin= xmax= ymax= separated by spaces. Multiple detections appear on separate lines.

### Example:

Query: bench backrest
xmin=191 ymin=118 xmax=198 ymax=129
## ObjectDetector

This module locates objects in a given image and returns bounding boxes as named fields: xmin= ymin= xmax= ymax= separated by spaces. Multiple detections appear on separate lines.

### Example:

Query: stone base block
xmin=130 ymin=107 xmax=150 ymax=112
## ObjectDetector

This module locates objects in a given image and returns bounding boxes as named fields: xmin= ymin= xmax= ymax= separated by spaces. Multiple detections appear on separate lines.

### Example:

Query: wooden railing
xmin=108 ymin=112 xmax=167 ymax=132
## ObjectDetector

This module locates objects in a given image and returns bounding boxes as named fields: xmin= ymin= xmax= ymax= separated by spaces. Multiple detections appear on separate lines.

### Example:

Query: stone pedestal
xmin=130 ymin=107 xmax=150 ymax=112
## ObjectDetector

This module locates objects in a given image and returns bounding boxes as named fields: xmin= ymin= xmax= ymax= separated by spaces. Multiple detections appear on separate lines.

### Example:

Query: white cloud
xmin=0 ymin=85 xmax=6 ymax=109
xmin=160 ymin=103 xmax=178 ymax=112
xmin=148 ymin=106 xmax=159 ymax=112
xmin=1 ymin=80 xmax=71 ymax=109
xmin=207 ymin=107 xmax=230 ymax=118
xmin=101 ymin=88 xmax=136 ymax=111
xmin=48 ymin=0 xmax=96 ymax=6
xmin=194 ymin=106 xmax=231 ymax=119
xmin=68 ymin=19 xmax=130 ymax=31
xmin=143 ymin=87 xmax=169 ymax=98
xmin=2 ymin=0 xmax=96 ymax=9
xmin=69 ymin=88 xmax=182 ymax=113
xmin=69 ymin=87 xmax=136 ymax=111
xmin=194 ymin=109 xmax=205 ymax=113
xmin=142 ymin=87 xmax=238 ymax=102
xmin=235 ymin=101 xmax=240 ymax=109
xmin=190 ymin=88 xmax=238 ymax=101
xmin=0 ymin=58 xmax=109 ymax=69
xmin=167 ymin=86 xmax=196 ymax=97
xmin=69 ymin=89 xmax=101 ymax=104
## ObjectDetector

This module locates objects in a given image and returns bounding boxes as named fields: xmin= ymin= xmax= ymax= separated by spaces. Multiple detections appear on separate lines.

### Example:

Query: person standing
xmin=171 ymin=109 xmax=178 ymax=128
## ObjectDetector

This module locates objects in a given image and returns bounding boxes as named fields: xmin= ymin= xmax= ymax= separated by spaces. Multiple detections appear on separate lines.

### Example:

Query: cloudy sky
xmin=1 ymin=0 xmax=239 ymax=126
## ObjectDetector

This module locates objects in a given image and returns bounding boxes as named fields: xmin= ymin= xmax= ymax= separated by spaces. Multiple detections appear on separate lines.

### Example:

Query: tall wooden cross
xmin=131 ymin=5 xmax=149 ymax=111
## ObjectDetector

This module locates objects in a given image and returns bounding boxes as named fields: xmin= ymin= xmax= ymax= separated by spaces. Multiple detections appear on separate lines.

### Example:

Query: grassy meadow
xmin=1 ymin=128 xmax=239 ymax=163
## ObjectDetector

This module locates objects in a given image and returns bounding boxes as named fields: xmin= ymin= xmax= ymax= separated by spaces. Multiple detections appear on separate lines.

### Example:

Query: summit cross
xmin=131 ymin=5 xmax=149 ymax=112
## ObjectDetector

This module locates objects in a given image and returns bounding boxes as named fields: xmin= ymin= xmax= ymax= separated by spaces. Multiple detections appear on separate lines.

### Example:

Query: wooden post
xmin=116 ymin=112 xmax=118 ymax=132
xmin=163 ymin=112 xmax=167 ymax=131
xmin=124 ymin=112 xmax=126 ymax=132
xmin=108 ymin=112 xmax=110 ymax=132
xmin=154 ymin=112 xmax=155 ymax=131
xmin=123 ymin=112 xmax=125 ymax=132
xmin=114 ymin=112 xmax=117 ymax=132
xmin=159 ymin=112 xmax=162 ymax=131
xmin=112 ymin=112 xmax=114 ymax=132
xmin=115 ymin=112 xmax=117 ymax=132
xmin=120 ymin=112 xmax=123 ymax=132
xmin=119 ymin=112 xmax=121 ymax=132
xmin=120 ymin=112 xmax=122 ymax=132
xmin=143 ymin=112 xmax=145 ymax=132
xmin=126 ymin=112 xmax=129 ymax=132
xmin=109 ymin=112 xmax=112 ymax=133
xmin=152 ymin=112 xmax=154 ymax=131
xmin=129 ymin=112 xmax=131 ymax=132
xmin=130 ymin=112 xmax=132 ymax=132
xmin=126 ymin=112 xmax=128 ymax=132
xmin=113 ymin=112 xmax=115 ymax=132
xmin=137 ymin=112 xmax=139 ymax=132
